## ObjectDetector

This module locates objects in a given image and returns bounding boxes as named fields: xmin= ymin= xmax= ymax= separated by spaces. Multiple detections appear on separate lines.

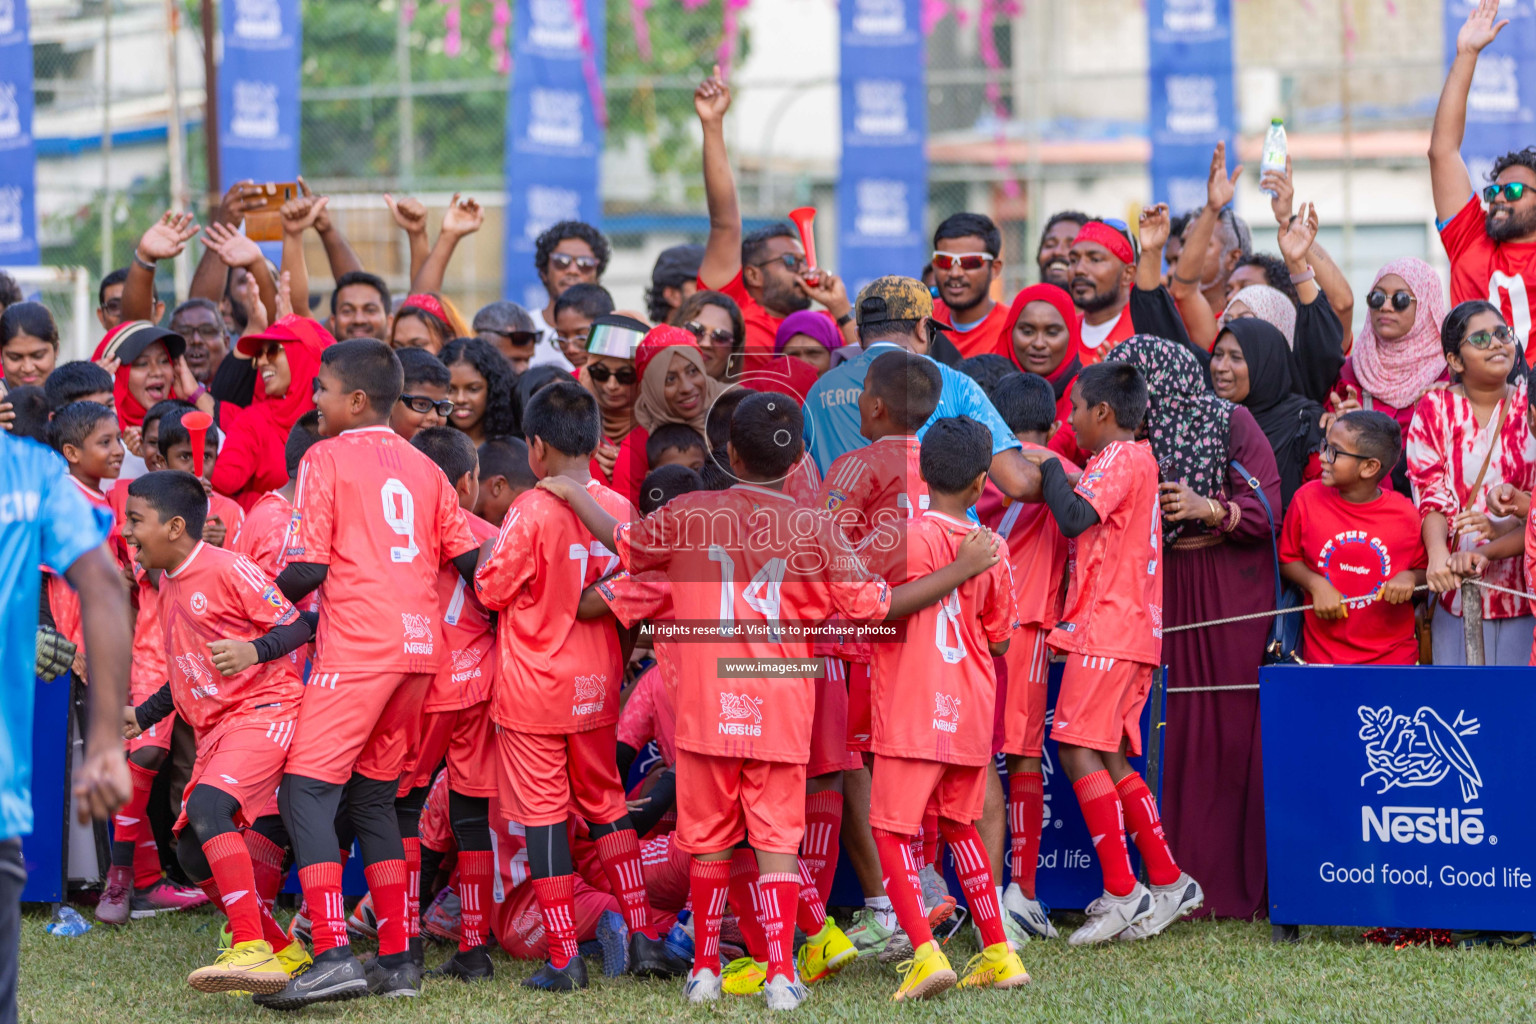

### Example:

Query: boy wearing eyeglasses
xmin=929 ymin=213 xmax=1009 ymax=358
xmin=391 ymin=347 xmax=454 ymax=441
xmin=1279 ymin=411 xmax=1426 ymax=665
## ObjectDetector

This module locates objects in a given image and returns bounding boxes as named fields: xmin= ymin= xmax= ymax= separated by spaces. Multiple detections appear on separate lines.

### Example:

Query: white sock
xmin=864 ymin=895 xmax=895 ymax=929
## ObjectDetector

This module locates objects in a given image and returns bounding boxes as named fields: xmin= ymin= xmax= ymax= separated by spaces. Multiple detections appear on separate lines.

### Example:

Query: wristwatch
xmin=836 ymin=311 xmax=854 ymax=327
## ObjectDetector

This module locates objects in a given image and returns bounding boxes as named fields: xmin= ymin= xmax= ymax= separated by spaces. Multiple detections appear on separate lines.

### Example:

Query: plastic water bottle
xmin=1260 ymin=118 xmax=1288 ymax=198
xmin=46 ymin=906 xmax=91 ymax=937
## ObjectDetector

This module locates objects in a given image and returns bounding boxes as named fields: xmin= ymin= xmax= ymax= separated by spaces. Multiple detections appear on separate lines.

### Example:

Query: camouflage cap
xmin=855 ymin=275 xmax=937 ymax=327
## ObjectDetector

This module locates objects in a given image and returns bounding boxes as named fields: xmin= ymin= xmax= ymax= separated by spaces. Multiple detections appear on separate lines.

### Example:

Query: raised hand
xmin=1261 ymin=154 xmax=1296 ymax=225
xmin=137 ymin=211 xmax=199 ymax=263
xmin=1207 ymin=141 xmax=1242 ymax=212
xmin=275 ymin=269 xmax=295 ymax=320
xmin=280 ymin=193 xmax=330 ymax=236
xmin=1458 ymin=0 xmax=1509 ymax=55
xmin=384 ymin=193 xmax=429 ymax=236
xmin=216 ymin=180 xmax=267 ymax=226
xmin=201 ymin=221 xmax=264 ymax=269
xmin=1278 ymin=201 xmax=1319 ymax=264
xmin=441 ymin=193 xmax=484 ymax=238
xmin=296 ymin=177 xmax=332 ymax=233
xmin=694 ymin=63 xmax=732 ymax=124
xmin=1138 ymin=203 xmax=1171 ymax=254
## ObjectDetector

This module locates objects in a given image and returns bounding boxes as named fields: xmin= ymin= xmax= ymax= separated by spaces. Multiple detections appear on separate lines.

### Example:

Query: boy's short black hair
xmin=957 ymin=353 xmax=1016 ymax=396
xmin=552 ymin=283 xmax=615 ymax=322
xmin=522 ymin=379 xmax=600 ymax=457
xmin=321 ymin=338 xmax=403 ymax=414
xmin=285 ymin=411 xmax=322 ymax=477
xmin=411 ymin=425 xmax=479 ymax=484
xmin=158 ymin=406 xmax=222 ymax=457
xmin=729 ymin=391 xmax=802 ymax=479
xmin=98 ymin=268 xmax=128 ymax=308
xmin=933 ymin=211 xmax=1002 ymax=256
xmin=990 ymin=372 xmax=1056 ymax=435
xmin=646 ymin=422 xmax=707 ymax=468
xmin=43 ymin=361 xmax=114 ymax=410
xmin=866 ymin=350 xmax=942 ymax=433
xmin=1336 ymin=410 xmax=1402 ymax=471
xmin=920 ymin=416 xmax=993 ymax=495
xmin=329 ymin=270 xmax=391 ymax=318
xmin=706 ymin=388 xmax=751 ymax=451
xmin=47 ymin=401 xmax=115 ymax=453
xmin=478 ymin=437 xmax=539 ymax=492
xmin=143 ymin=399 xmax=194 ymax=439
xmin=700 ymin=446 xmax=736 ymax=490
xmin=516 ymin=364 xmax=567 ymax=415
xmin=396 ymin=345 xmax=451 ymax=390
xmin=639 ymin=464 xmax=703 ymax=515
xmin=127 ymin=470 xmax=207 ymax=539
xmin=5 ymin=385 xmax=50 ymax=443
xmin=1077 ymin=361 xmax=1148 ymax=430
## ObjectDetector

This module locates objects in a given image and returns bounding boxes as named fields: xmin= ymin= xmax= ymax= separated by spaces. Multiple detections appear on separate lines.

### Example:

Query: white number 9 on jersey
xmin=381 ymin=479 xmax=420 ymax=563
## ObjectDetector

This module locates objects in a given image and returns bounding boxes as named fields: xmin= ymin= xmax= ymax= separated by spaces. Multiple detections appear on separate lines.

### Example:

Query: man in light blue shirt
xmin=1 ymin=430 xmax=132 ymax=1024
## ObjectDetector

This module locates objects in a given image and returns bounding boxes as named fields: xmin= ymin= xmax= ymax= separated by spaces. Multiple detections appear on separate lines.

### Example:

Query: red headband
xmin=401 ymin=293 xmax=449 ymax=323
xmin=1072 ymin=221 xmax=1135 ymax=265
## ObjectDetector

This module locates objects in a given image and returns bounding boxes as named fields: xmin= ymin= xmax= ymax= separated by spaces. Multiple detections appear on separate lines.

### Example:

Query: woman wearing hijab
xmin=1110 ymin=334 xmax=1282 ymax=921
xmin=774 ymin=309 xmax=844 ymax=378
xmin=91 ymin=320 xmax=205 ymax=479
xmin=211 ymin=314 xmax=329 ymax=510
xmin=996 ymin=283 xmax=1086 ymax=462
xmin=1209 ymin=318 xmax=1322 ymax=512
xmin=610 ymin=325 xmax=725 ymax=506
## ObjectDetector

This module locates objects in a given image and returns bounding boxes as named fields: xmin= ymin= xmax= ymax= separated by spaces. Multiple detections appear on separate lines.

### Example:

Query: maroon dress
xmin=1159 ymin=406 xmax=1281 ymax=920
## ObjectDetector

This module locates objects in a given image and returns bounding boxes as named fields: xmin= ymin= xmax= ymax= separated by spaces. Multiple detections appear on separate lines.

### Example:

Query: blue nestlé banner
xmin=1147 ymin=0 xmax=1235 ymax=217
xmin=1446 ymin=0 xmax=1536 ymax=191
xmin=218 ymin=0 xmax=301 ymax=190
xmin=503 ymin=0 xmax=606 ymax=311
xmin=0 ymin=0 xmax=39 ymax=264
xmin=1262 ymin=666 xmax=1536 ymax=930
xmin=838 ymin=0 xmax=927 ymax=296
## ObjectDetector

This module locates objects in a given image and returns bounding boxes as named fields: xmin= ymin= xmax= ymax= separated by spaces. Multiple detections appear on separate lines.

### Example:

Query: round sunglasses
xmin=684 ymin=321 xmax=736 ymax=349
xmin=1366 ymin=289 xmax=1414 ymax=312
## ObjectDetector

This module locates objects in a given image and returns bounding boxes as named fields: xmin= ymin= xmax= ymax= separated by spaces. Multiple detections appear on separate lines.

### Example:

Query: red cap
xmin=235 ymin=315 xmax=336 ymax=358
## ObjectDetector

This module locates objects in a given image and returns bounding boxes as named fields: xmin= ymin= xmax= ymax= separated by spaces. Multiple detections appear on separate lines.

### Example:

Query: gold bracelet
xmin=1206 ymin=498 xmax=1221 ymax=526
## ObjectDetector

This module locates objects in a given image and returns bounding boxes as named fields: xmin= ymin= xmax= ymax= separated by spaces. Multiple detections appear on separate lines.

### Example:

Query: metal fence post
xmin=1462 ymin=580 xmax=1484 ymax=666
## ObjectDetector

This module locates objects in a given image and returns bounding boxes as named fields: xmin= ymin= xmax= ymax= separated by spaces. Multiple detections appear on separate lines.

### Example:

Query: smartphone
xmin=242 ymin=182 xmax=299 ymax=242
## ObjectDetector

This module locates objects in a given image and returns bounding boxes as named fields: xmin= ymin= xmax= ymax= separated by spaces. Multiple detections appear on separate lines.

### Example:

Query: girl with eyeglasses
xmin=439 ymin=337 xmax=520 ymax=446
xmin=1406 ymin=299 xmax=1536 ymax=665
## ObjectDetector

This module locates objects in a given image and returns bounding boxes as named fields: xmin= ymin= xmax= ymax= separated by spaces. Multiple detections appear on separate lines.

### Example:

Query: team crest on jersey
xmin=190 ymin=591 xmax=208 ymax=614
xmin=933 ymin=691 xmax=961 ymax=733
xmin=259 ymin=584 xmax=284 ymax=611
xmin=573 ymin=673 xmax=607 ymax=716
xmin=822 ymin=489 xmax=849 ymax=513
xmin=177 ymin=653 xmax=219 ymax=698
xmin=401 ymin=612 xmax=434 ymax=655
xmin=1078 ymin=469 xmax=1102 ymax=500
xmin=718 ymin=692 xmax=764 ymax=736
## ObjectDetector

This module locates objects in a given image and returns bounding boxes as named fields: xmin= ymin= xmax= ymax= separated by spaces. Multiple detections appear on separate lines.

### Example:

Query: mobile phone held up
xmin=242 ymin=182 xmax=299 ymax=242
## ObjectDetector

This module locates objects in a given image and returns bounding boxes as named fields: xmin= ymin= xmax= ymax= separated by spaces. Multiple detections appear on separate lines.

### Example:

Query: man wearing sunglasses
xmin=1432 ymin=0 xmax=1536 ymax=346
xmin=929 ymin=213 xmax=1011 ymax=358
xmin=472 ymin=300 xmax=541 ymax=372
xmin=527 ymin=221 xmax=611 ymax=370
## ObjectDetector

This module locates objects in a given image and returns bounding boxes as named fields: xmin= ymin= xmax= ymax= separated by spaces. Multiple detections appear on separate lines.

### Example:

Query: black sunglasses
xmin=490 ymin=329 xmax=539 ymax=347
xmin=1366 ymin=289 xmax=1414 ymax=312
xmin=684 ymin=321 xmax=736 ymax=349
xmin=1483 ymin=182 xmax=1529 ymax=203
xmin=587 ymin=363 xmax=637 ymax=385
xmin=398 ymin=393 xmax=454 ymax=417
xmin=548 ymin=253 xmax=600 ymax=272
xmin=752 ymin=253 xmax=807 ymax=274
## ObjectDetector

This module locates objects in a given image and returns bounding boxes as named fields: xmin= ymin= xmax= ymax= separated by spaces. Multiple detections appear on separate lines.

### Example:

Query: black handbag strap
xmin=1231 ymin=459 xmax=1283 ymax=612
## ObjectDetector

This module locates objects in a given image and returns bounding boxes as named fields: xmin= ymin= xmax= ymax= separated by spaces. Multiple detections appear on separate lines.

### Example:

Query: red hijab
xmin=91 ymin=320 xmax=187 ymax=430
xmin=997 ymin=283 xmax=1083 ymax=398
xmin=241 ymin=316 xmax=329 ymax=432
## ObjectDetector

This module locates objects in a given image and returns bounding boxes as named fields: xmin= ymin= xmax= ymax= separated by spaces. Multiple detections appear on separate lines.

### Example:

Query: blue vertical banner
xmin=0 ymin=0 xmax=39 ymax=264
xmin=838 ymin=0 xmax=926 ymax=296
xmin=1147 ymin=0 xmax=1236 ymax=217
xmin=217 ymin=0 xmax=301 ymax=189
xmin=1446 ymin=0 xmax=1536 ymax=190
xmin=503 ymin=0 xmax=606 ymax=309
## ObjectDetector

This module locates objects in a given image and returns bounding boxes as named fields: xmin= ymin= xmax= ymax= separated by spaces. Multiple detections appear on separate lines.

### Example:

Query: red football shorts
xmin=673 ymin=749 xmax=806 ymax=855
xmin=1050 ymin=654 xmax=1154 ymax=755
xmin=285 ymin=670 xmax=432 ymax=784
xmin=868 ymin=754 xmax=987 ymax=835
xmin=808 ymin=660 xmax=858 ymax=776
xmin=495 ymin=725 xmax=627 ymax=828
xmin=399 ymin=702 xmax=496 ymax=798
xmin=844 ymin=660 xmax=873 ymax=754
xmin=492 ymin=876 xmax=618 ymax=960
xmin=127 ymin=711 xmax=176 ymax=755
xmin=639 ymin=833 xmax=691 ymax=914
xmin=1001 ymin=625 xmax=1053 ymax=758
xmin=173 ymin=717 xmax=295 ymax=836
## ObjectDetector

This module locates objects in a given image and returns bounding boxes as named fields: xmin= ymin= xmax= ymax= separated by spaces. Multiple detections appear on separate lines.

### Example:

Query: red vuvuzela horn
xmin=787 ymin=206 xmax=820 ymax=284
xmin=181 ymin=410 xmax=213 ymax=478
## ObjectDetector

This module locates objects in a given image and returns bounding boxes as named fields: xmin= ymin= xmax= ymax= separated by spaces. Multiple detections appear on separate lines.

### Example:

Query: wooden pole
xmin=201 ymin=0 xmax=219 ymax=209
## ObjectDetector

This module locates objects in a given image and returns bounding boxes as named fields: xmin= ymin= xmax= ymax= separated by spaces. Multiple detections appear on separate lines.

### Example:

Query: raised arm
xmin=1431 ymin=0 xmax=1508 ymax=220
xmin=410 ymin=193 xmax=484 ymax=295
xmin=1136 ymin=203 xmax=1171 ymax=293
xmin=695 ymin=66 xmax=741 ymax=288
xmin=1263 ymin=155 xmax=1354 ymax=337
xmin=190 ymin=182 xmax=267 ymax=303
xmin=201 ymin=222 xmax=276 ymax=326
xmin=122 ymin=212 xmax=199 ymax=322
xmin=308 ymin=178 xmax=364 ymax=280
xmin=279 ymin=193 xmax=330 ymax=320
xmin=1169 ymin=143 xmax=1240 ymax=351
xmin=384 ymin=192 xmax=431 ymax=285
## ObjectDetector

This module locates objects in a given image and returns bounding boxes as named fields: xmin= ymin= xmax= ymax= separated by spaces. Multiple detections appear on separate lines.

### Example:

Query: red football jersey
xmin=232 ymin=491 xmax=293 ymax=576
xmin=50 ymin=478 xmax=118 ymax=648
xmin=783 ymin=451 xmax=823 ymax=508
xmin=474 ymin=480 xmax=634 ymax=734
xmin=284 ymin=426 xmax=478 ymax=675
xmin=615 ymin=663 xmax=677 ymax=767
xmin=816 ymin=434 xmax=928 ymax=549
xmin=158 ymin=541 xmax=304 ymax=747
xmin=208 ymin=492 xmax=246 ymax=548
xmin=615 ymin=483 xmax=892 ymax=764
xmin=128 ymin=566 xmax=168 ymax=699
xmin=427 ymin=512 xmax=499 ymax=712
xmin=867 ymin=512 xmax=1016 ymax=766
xmin=1441 ymin=195 xmax=1536 ymax=349
xmin=1047 ymin=440 xmax=1163 ymax=664
xmin=974 ymin=442 xmax=1079 ymax=629
xmin=596 ymin=570 xmax=679 ymax=726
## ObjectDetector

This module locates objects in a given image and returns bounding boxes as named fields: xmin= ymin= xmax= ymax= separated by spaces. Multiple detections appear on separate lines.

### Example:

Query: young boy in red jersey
xmin=1281 ymin=411 xmax=1427 ymax=664
xmin=158 ymin=407 xmax=245 ymax=547
xmin=978 ymin=372 xmax=1078 ymax=941
xmin=543 ymin=391 xmax=1001 ymax=1010
xmin=474 ymin=379 xmax=674 ymax=991
xmin=259 ymin=339 xmax=480 ymax=1008
xmin=1034 ymin=362 xmax=1201 ymax=944
xmin=390 ymin=347 xmax=453 ymax=440
xmin=865 ymin=416 xmax=1030 ymax=1000
xmin=395 ymin=427 xmax=502 ymax=983
xmin=233 ymin=412 xmax=322 ymax=575
xmin=120 ymin=471 xmax=313 ymax=993
xmin=473 ymin=436 xmax=537 ymax=528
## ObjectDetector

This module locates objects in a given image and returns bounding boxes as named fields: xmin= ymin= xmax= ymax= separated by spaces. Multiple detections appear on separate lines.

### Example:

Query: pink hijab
xmin=1221 ymin=285 xmax=1296 ymax=350
xmin=1350 ymin=258 xmax=1448 ymax=410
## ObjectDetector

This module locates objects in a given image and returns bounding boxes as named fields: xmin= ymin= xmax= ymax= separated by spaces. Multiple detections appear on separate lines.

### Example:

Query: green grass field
xmin=19 ymin=906 xmax=1536 ymax=1023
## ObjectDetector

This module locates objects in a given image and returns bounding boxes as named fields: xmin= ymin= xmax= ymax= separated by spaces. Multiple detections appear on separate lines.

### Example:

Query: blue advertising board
xmin=1147 ymin=0 xmax=1236 ymax=216
xmin=1262 ymin=666 xmax=1536 ymax=930
xmin=218 ymin=0 xmax=301 ymax=189
xmin=20 ymin=673 xmax=71 ymax=903
xmin=0 ymin=0 xmax=39 ymax=264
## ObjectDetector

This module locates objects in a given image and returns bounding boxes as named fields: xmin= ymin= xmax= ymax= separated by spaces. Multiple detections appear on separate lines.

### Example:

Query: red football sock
xmin=726 ymin=848 xmax=767 ymax=961
xmin=363 ymin=859 xmax=409 ymax=957
xmin=594 ymin=827 xmax=659 ymax=939
xmin=922 ymin=808 xmax=940 ymax=867
xmin=297 ymin=862 xmax=346 ymax=953
xmin=202 ymin=831 xmax=262 ymax=945
xmin=689 ymin=858 xmax=731 ymax=974
xmin=244 ymin=829 xmax=287 ymax=909
xmin=457 ymin=850 xmax=493 ymax=951
xmin=1073 ymin=770 xmax=1136 ymax=897
xmin=757 ymin=872 xmax=799 ymax=983
xmin=1008 ymin=771 xmax=1045 ymax=899
xmin=1116 ymin=773 xmax=1181 ymax=886
xmin=117 ymin=761 xmax=162 ymax=889
xmin=872 ymin=827 xmax=932 ymax=949
xmin=531 ymin=874 xmax=579 ymax=968
xmin=258 ymin=901 xmax=291 ymax=949
xmin=801 ymin=790 xmax=843 ymax=904
xmin=402 ymin=837 xmax=422 ymax=940
xmin=939 ymin=819 xmax=1005 ymax=948
xmin=794 ymin=858 xmax=826 ymax=935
